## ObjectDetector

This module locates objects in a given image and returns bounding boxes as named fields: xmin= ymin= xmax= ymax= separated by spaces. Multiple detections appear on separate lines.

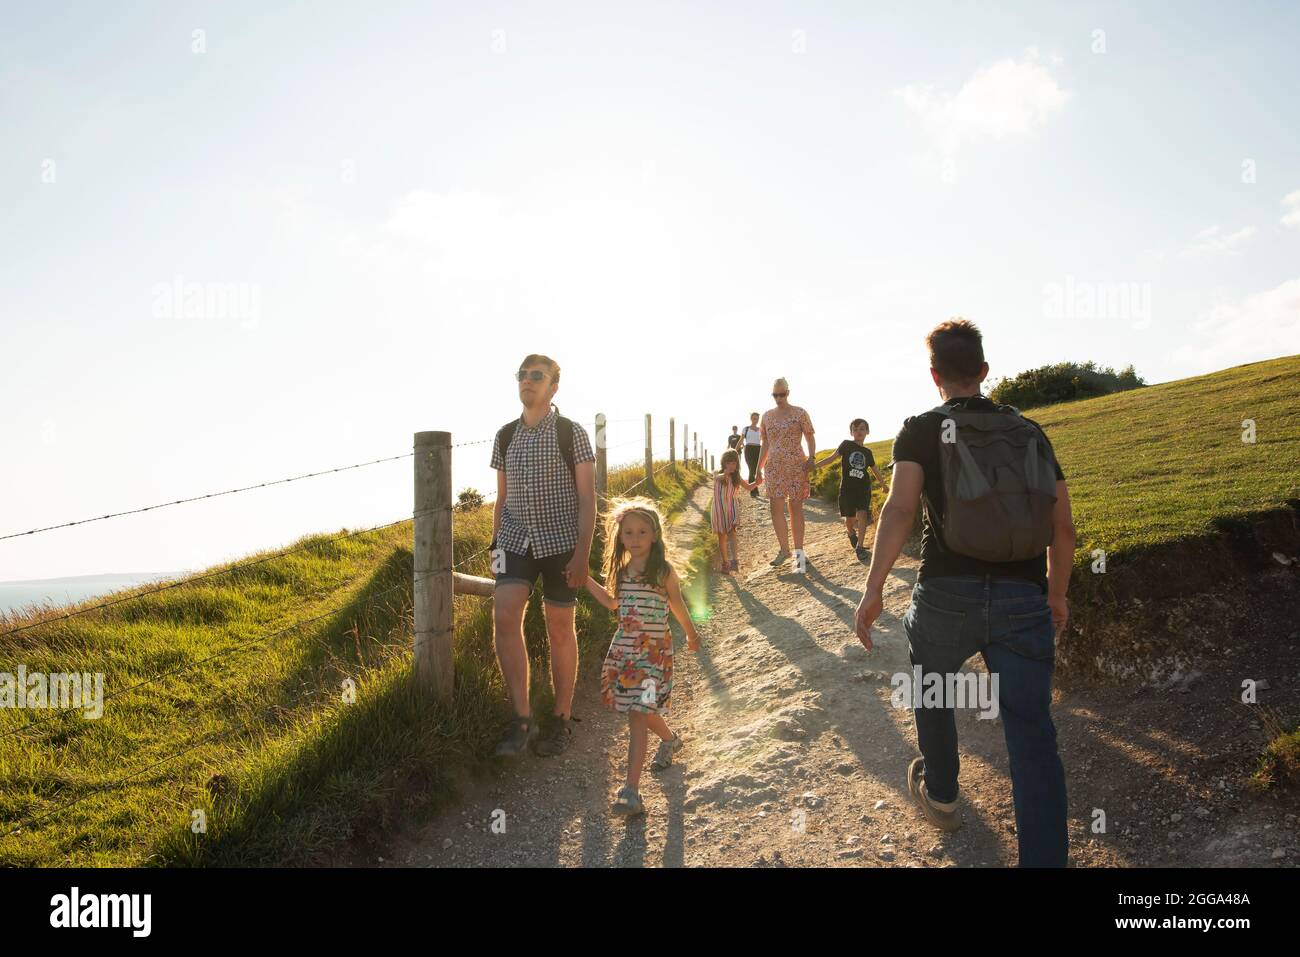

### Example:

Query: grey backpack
xmin=928 ymin=403 xmax=1059 ymax=562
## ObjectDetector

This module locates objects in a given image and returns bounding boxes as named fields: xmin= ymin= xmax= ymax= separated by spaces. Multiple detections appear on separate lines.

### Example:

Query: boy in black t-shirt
xmin=814 ymin=418 xmax=885 ymax=562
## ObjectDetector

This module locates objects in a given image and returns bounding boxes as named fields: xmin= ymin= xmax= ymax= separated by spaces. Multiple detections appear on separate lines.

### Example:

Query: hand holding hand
xmin=564 ymin=552 xmax=587 ymax=588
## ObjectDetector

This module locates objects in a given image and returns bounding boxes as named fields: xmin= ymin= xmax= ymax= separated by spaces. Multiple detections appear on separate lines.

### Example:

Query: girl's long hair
xmin=718 ymin=448 xmax=742 ymax=487
xmin=601 ymin=497 xmax=679 ymax=593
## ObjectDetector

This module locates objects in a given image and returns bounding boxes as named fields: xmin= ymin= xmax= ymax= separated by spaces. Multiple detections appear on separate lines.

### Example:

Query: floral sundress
xmin=760 ymin=406 xmax=815 ymax=500
xmin=600 ymin=572 xmax=672 ymax=714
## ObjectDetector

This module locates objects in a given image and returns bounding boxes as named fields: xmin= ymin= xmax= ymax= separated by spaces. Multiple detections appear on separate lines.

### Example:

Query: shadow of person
xmin=718 ymin=574 xmax=1012 ymax=866
xmin=613 ymin=814 xmax=648 ymax=868
xmin=658 ymin=766 xmax=689 ymax=868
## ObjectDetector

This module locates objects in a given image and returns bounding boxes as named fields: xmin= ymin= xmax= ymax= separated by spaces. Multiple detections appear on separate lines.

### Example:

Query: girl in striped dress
xmin=584 ymin=497 xmax=701 ymax=817
xmin=712 ymin=449 xmax=763 ymax=574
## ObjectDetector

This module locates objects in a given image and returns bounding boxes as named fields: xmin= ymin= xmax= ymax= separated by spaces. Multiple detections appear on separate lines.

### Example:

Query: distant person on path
xmin=854 ymin=319 xmax=1075 ymax=867
xmin=756 ymin=378 xmax=816 ymax=567
xmin=726 ymin=426 xmax=742 ymax=451
xmin=741 ymin=413 xmax=763 ymax=498
xmin=711 ymin=449 xmax=763 ymax=574
xmin=584 ymin=498 xmax=701 ymax=817
xmin=489 ymin=354 xmax=596 ymax=758
xmin=814 ymin=418 xmax=886 ymax=563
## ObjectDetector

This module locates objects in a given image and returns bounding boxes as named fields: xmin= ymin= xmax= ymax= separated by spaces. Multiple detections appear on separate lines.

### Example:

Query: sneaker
xmin=493 ymin=716 xmax=536 ymax=757
xmin=728 ymin=558 xmax=739 ymax=573
xmin=650 ymin=733 xmax=684 ymax=771
xmin=769 ymin=550 xmax=791 ymax=567
xmin=532 ymin=713 xmax=575 ymax=757
xmin=848 ymin=531 xmax=858 ymax=547
xmin=855 ymin=546 xmax=871 ymax=562
xmin=611 ymin=785 xmax=645 ymax=817
xmin=907 ymin=757 xmax=961 ymax=832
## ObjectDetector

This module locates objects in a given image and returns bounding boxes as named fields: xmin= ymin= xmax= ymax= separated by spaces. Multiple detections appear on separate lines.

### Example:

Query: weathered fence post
xmin=414 ymin=431 xmax=453 ymax=701
xmin=669 ymin=416 xmax=675 ymax=467
xmin=693 ymin=431 xmax=698 ymax=466
xmin=644 ymin=413 xmax=655 ymax=493
xmin=595 ymin=413 xmax=607 ymax=506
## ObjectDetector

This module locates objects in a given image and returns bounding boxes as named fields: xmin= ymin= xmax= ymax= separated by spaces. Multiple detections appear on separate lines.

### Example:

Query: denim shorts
xmin=493 ymin=546 xmax=578 ymax=607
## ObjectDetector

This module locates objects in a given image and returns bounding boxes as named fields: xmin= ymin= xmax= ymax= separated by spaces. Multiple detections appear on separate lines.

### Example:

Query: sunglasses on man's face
xmin=772 ymin=391 xmax=789 ymax=398
xmin=516 ymin=370 xmax=549 ymax=383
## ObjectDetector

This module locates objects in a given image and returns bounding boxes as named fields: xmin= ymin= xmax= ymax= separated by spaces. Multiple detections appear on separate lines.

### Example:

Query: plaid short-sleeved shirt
xmin=490 ymin=408 xmax=595 ymax=558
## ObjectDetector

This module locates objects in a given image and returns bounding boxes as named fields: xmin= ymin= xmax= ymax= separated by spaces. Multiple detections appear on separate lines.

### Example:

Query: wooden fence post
xmin=644 ymin=413 xmax=654 ymax=493
xmin=595 ymin=413 xmax=607 ymax=506
xmin=693 ymin=431 xmax=698 ymax=466
xmin=669 ymin=416 xmax=675 ymax=467
xmin=414 ymin=430 xmax=453 ymax=701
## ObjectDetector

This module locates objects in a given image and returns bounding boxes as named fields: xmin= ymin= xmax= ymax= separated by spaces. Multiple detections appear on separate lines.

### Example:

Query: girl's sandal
xmin=650 ymin=733 xmax=684 ymax=771
xmin=611 ymin=785 xmax=645 ymax=817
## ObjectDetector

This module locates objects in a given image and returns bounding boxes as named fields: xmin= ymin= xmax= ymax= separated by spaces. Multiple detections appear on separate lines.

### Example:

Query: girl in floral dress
xmin=584 ymin=497 xmax=701 ymax=817
xmin=712 ymin=448 xmax=763 ymax=573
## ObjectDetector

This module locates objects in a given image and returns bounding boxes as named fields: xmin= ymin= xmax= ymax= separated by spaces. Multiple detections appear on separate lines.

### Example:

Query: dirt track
xmin=375 ymin=483 xmax=1299 ymax=868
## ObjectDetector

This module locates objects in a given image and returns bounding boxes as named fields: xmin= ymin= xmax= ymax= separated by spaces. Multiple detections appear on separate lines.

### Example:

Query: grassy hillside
xmin=0 ymin=460 xmax=705 ymax=867
xmin=819 ymin=355 xmax=1300 ymax=567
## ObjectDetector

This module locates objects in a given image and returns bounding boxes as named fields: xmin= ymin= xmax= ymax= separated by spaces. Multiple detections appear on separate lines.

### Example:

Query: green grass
xmin=817 ymin=354 xmax=1300 ymax=568
xmin=1251 ymin=703 xmax=1300 ymax=792
xmin=1027 ymin=355 xmax=1299 ymax=563
xmin=1254 ymin=725 xmax=1300 ymax=791
xmin=0 ymin=460 xmax=706 ymax=866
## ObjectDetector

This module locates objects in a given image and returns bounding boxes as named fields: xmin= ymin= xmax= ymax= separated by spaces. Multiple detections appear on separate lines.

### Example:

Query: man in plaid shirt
xmin=490 ymin=354 xmax=596 ymax=757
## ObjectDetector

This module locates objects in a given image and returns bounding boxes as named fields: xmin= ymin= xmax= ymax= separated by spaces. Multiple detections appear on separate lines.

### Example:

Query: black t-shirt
xmin=727 ymin=434 xmax=741 ymax=450
xmin=836 ymin=440 xmax=875 ymax=500
xmin=892 ymin=396 xmax=1064 ymax=591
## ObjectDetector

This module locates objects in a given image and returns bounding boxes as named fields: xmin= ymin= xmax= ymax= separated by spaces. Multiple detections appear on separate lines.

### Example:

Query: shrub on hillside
xmin=455 ymin=488 xmax=485 ymax=512
xmin=989 ymin=361 xmax=1145 ymax=411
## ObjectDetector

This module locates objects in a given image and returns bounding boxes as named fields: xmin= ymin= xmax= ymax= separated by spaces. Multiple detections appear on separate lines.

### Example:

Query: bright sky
xmin=3 ymin=1 xmax=1298 ymax=581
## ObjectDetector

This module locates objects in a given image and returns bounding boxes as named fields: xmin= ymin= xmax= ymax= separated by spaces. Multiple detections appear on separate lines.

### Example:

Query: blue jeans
xmin=903 ymin=576 xmax=1068 ymax=867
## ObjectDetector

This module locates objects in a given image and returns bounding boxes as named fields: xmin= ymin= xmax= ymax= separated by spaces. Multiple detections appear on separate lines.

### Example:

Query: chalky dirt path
xmin=374 ymin=484 xmax=1297 ymax=868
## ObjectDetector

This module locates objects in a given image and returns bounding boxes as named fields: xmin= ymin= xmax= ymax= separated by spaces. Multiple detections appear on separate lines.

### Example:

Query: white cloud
xmin=1174 ymin=277 xmax=1300 ymax=369
xmin=1281 ymin=189 xmax=1300 ymax=229
xmin=894 ymin=50 xmax=1069 ymax=153
xmin=1181 ymin=224 xmax=1256 ymax=257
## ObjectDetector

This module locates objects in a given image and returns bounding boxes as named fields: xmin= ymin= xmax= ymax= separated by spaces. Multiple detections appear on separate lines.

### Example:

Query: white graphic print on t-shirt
xmin=848 ymin=450 xmax=866 ymax=479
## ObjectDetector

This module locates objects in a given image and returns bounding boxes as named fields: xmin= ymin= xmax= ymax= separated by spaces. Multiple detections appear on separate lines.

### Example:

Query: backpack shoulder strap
xmin=498 ymin=418 xmax=520 ymax=459
xmin=555 ymin=414 xmax=576 ymax=477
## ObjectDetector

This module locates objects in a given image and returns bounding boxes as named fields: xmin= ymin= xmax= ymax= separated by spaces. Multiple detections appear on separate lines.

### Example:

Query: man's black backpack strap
xmin=498 ymin=411 xmax=576 ymax=478
xmin=558 ymin=415 xmax=576 ymax=476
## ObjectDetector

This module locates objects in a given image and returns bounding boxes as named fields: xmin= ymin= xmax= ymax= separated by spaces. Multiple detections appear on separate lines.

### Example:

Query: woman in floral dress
xmin=757 ymin=377 xmax=817 ymax=567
